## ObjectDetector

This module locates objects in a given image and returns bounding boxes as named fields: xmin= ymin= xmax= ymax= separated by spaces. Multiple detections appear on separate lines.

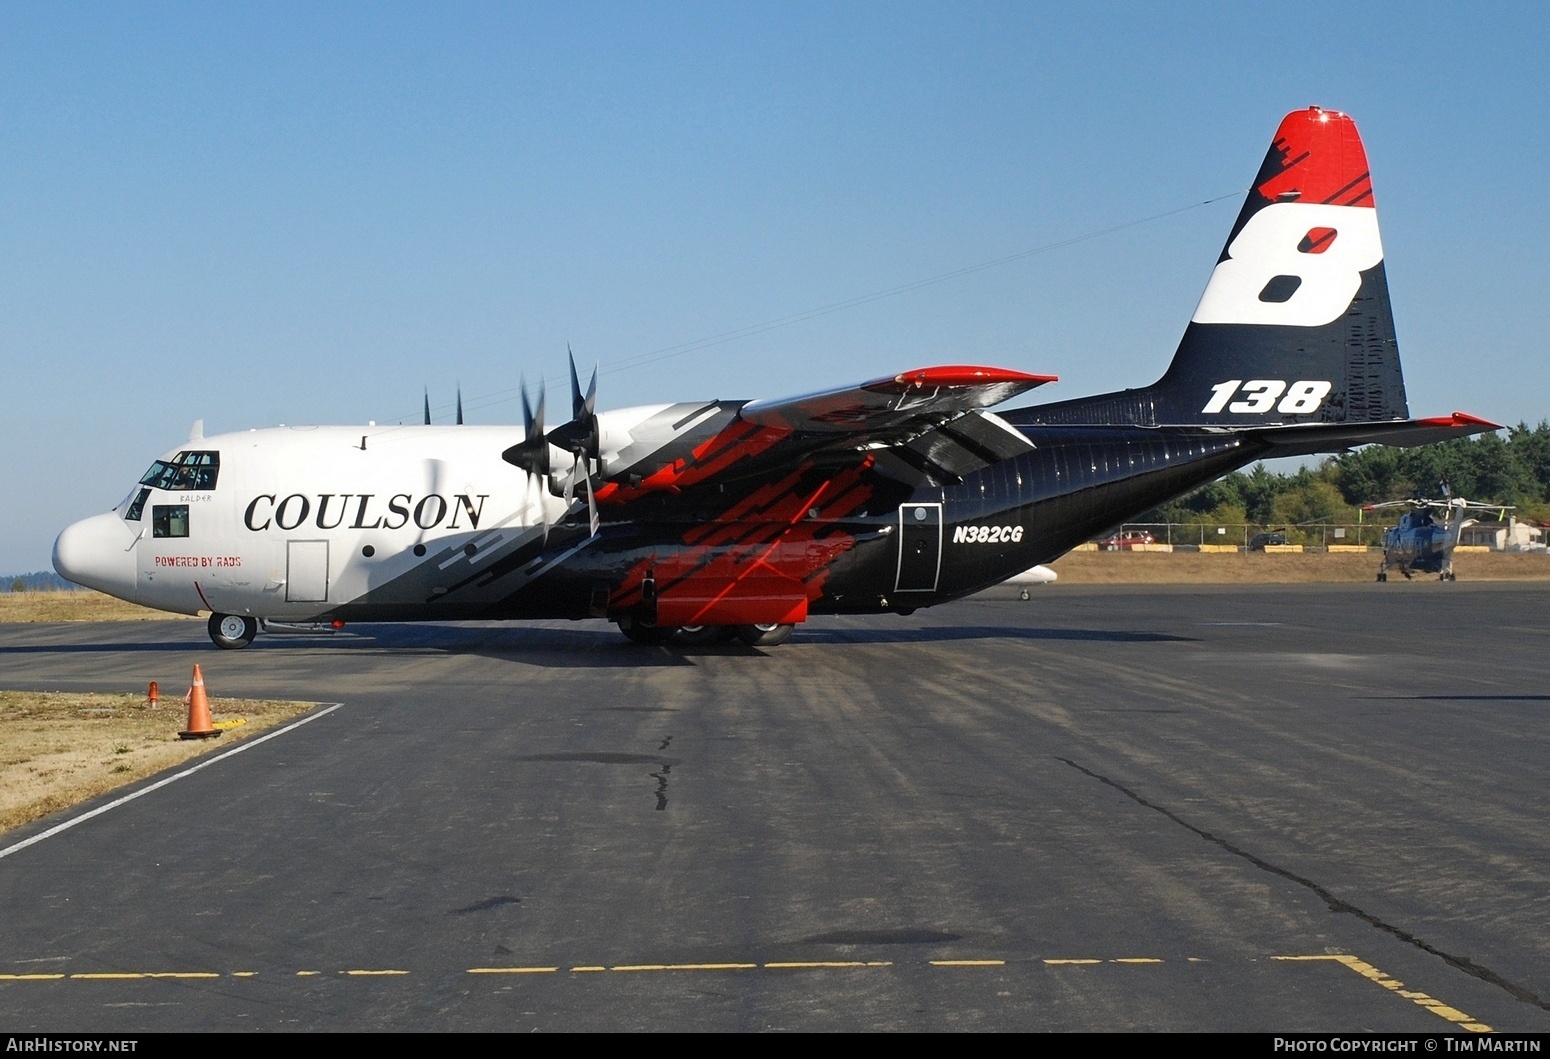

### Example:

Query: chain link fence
xmin=1096 ymin=522 xmax=1391 ymax=551
xmin=1094 ymin=520 xmax=1546 ymax=552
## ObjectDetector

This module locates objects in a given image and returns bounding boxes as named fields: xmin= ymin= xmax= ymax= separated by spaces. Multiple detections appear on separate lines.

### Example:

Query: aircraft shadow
xmin=795 ymin=626 xmax=1196 ymax=645
xmin=1358 ymin=694 xmax=1550 ymax=702
xmin=0 ymin=622 xmax=1194 ymax=670
xmin=0 ymin=641 xmax=212 ymax=655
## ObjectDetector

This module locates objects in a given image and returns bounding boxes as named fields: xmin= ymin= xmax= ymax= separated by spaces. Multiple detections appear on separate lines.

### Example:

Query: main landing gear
xmin=208 ymin=613 xmax=258 ymax=650
xmin=616 ymin=620 xmax=796 ymax=647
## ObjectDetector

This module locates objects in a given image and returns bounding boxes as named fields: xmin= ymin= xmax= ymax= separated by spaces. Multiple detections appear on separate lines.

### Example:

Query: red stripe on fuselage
xmin=608 ymin=457 xmax=878 ymax=615
xmin=595 ymin=419 xmax=793 ymax=505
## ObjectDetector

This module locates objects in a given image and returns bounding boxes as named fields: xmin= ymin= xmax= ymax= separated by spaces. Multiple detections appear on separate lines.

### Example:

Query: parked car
xmin=1100 ymin=530 xmax=1156 ymax=551
xmin=1248 ymin=531 xmax=1289 ymax=551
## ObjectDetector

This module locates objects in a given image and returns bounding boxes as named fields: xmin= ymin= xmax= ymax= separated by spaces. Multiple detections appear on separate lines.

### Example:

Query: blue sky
xmin=4 ymin=2 xmax=1548 ymax=573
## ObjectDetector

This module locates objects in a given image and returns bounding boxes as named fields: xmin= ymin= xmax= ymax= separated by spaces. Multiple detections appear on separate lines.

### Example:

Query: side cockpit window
xmin=152 ymin=505 xmax=190 ymax=538
xmin=139 ymin=451 xmax=220 ymax=491
xmin=124 ymin=488 xmax=151 ymax=521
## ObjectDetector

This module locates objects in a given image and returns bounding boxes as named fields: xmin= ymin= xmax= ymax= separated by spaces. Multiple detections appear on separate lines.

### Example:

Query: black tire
xmin=619 ymin=621 xmax=676 ymax=645
xmin=735 ymin=623 xmax=794 ymax=647
xmin=1376 ymin=572 xmax=1386 ymax=582
xmin=675 ymin=625 xmax=737 ymax=645
xmin=209 ymin=613 xmax=257 ymax=650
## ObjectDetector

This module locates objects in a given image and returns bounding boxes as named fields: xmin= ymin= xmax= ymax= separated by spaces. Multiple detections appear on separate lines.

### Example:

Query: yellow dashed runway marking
xmin=342 ymin=969 xmax=409 ymax=976
xmin=764 ymin=961 xmax=892 ymax=969
xmin=1274 ymin=954 xmax=1492 ymax=1033
xmin=68 ymin=972 xmax=219 ymax=980
xmin=613 ymin=963 xmax=758 ymax=972
xmin=0 ymin=950 xmax=1492 ymax=1028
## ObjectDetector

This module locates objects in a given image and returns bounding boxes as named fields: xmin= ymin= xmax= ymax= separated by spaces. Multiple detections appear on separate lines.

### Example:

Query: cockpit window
xmin=124 ymin=488 xmax=151 ymax=521
xmin=138 ymin=450 xmax=220 ymax=491
xmin=152 ymin=505 xmax=189 ymax=538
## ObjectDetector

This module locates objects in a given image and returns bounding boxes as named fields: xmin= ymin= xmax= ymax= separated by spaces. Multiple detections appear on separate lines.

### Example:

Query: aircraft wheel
xmin=736 ymin=623 xmax=794 ymax=647
xmin=1376 ymin=572 xmax=1387 ymax=582
xmin=209 ymin=613 xmax=257 ymax=650
xmin=619 ymin=620 xmax=676 ymax=645
xmin=675 ymin=625 xmax=737 ymax=645
xmin=1019 ymin=589 xmax=1031 ymax=600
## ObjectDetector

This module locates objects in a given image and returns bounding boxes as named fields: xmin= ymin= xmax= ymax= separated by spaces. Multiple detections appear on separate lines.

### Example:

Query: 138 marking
xmin=1202 ymin=379 xmax=1332 ymax=415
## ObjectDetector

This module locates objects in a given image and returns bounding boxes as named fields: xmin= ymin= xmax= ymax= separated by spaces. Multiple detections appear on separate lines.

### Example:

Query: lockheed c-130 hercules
xmin=54 ymin=107 xmax=1498 ymax=649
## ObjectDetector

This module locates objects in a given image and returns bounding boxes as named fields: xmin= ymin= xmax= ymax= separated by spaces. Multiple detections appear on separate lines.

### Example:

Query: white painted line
xmin=0 ymin=703 xmax=345 ymax=862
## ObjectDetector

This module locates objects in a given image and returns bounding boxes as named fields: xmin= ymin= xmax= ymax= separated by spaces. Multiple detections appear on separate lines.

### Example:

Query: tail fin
xmin=1028 ymin=107 xmax=1409 ymax=428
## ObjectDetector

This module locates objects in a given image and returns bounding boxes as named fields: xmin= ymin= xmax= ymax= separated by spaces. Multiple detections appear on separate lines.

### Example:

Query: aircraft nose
xmin=53 ymin=513 xmax=139 ymax=601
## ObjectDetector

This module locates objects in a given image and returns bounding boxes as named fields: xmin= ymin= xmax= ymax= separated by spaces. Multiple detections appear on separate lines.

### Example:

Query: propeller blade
xmin=568 ymin=345 xmax=585 ymax=421
xmin=456 ymin=385 xmax=464 ymax=426
xmin=585 ymin=464 xmax=599 ymax=538
xmin=423 ymin=389 xmax=431 ymax=425
xmin=520 ymin=375 xmax=547 ymax=438
xmin=524 ymin=465 xmax=550 ymax=545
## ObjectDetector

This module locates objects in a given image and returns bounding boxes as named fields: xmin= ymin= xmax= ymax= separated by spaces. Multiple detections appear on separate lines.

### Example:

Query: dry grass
xmin=0 ymin=590 xmax=192 ymax=623
xmin=0 ymin=690 xmax=317 ymax=836
xmin=1049 ymin=549 xmax=1550 ymax=584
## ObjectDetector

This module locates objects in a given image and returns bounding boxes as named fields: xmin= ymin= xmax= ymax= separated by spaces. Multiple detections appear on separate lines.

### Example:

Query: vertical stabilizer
xmin=1025 ymin=107 xmax=1409 ymax=428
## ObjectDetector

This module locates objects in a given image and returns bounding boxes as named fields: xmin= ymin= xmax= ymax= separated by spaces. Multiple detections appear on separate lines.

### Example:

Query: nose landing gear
xmin=208 ymin=613 xmax=258 ymax=650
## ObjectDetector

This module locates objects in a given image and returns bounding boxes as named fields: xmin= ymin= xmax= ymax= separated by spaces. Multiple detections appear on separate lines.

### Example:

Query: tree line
xmin=1137 ymin=421 xmax=1550 ymax=529
xmin=5 ymin=571 xmax=79 ymax=593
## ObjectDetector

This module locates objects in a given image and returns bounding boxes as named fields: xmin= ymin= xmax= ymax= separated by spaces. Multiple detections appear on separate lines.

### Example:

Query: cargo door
xmin=895 ymin=502 xmax=943 ymax=592
xmin=285 ymin=540 xmax=330 ymax=603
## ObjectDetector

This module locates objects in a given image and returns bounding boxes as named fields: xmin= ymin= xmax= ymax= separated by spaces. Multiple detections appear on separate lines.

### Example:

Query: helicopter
xmin=1364 ymin=489 xmax=1512 ymax=582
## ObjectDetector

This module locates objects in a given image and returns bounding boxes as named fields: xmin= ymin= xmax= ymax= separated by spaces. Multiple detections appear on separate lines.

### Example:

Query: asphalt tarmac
xmin=1 ymin=582 xmax=1548 ymax=1032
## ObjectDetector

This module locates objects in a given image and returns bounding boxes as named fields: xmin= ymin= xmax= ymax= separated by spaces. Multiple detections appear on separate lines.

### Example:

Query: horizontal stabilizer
xmin=1246 ymin=412 xmax=1499 ymax=456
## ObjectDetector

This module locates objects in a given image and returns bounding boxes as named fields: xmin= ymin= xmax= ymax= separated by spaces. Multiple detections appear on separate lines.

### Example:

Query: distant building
xmin=1458 ymin=517 xmax=1547 ymax=552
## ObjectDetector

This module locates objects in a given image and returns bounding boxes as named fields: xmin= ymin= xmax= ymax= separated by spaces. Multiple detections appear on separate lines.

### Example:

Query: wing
xmin=739 ymin=365 xmax=1056 ymax=438
xmin=591 ymin=365 xmax=1056 ymax=505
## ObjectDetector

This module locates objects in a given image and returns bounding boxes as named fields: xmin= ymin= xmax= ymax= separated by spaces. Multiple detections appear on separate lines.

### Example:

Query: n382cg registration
xmin=952 ymin=524 xmax=1025 ymax=544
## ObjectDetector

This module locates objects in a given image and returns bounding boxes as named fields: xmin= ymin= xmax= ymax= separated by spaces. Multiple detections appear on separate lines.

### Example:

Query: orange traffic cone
xmin=178 ymin=664 xmax=221 ymax=740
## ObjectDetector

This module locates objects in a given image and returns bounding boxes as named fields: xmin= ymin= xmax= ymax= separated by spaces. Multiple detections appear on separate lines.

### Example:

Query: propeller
xmin=497 ymin=349 xmax=604 ymax=539
xmin=423 ymin=389 xmax=431 ymax=426
xmin=548 ymin=348 xmax=602 ymax=538
xmin=456 ymin=385 xmax=464 ymax=426
xmin=500 ymin=376 xmax=552 ymax=542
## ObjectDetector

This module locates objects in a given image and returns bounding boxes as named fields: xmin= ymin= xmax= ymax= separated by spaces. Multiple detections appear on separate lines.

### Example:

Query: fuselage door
xmin=895 ymin=502 xmax=943 ymax=593
xmin=286 ymin=540 xmax=330 ymax=603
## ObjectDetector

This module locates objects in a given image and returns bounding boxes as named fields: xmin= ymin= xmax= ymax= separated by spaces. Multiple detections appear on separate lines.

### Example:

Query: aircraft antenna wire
xmin=400 ymin=188 xmax=1245 ymax=425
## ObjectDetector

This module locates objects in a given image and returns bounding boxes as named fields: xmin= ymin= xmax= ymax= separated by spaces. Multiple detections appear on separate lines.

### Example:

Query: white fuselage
xmin=54 ymin=419 xmax=658 ymax=619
